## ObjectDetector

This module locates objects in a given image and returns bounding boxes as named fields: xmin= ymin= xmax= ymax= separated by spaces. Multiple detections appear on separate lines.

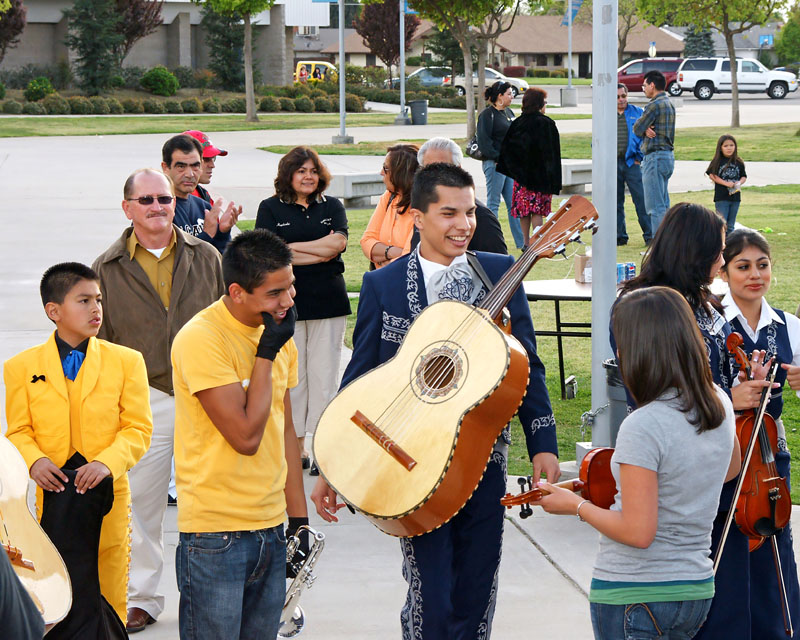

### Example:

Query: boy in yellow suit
xmin=4 ymin=262 xmax=153 ymax=623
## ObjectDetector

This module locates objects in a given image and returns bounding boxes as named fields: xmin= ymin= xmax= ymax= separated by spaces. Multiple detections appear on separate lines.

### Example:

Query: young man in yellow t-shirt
xmin=171 ymin=229 xmax=308 ymax=640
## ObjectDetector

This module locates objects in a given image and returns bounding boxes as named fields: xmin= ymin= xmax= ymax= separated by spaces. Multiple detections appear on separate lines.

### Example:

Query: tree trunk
xmin=455 ymin=26 xmax=477 ymax=140
xmin=724 ymin=28 xmax=740 ymax=127
xmin=477 ymin=41 xmax=488 ymax=109
xmin=243 ymin=12 xmax=258 ymax=123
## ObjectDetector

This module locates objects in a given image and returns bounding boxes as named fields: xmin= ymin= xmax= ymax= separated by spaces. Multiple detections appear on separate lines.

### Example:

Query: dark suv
xmin=618 ymin=58 xmax=684 ymax=96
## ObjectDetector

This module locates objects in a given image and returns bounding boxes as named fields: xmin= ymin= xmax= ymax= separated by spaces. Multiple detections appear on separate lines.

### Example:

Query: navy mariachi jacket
xmin=341 ymin=249 xmax=558 ymax=461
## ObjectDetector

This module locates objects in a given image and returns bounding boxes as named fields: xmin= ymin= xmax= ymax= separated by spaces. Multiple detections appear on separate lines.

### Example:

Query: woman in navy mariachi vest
xmin=720 ymin=228 xmax=800 ymax=639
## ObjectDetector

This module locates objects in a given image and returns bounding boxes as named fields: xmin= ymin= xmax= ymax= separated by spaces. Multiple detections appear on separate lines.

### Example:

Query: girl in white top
xmin=534 ymin=286 xmax=740 ymax=640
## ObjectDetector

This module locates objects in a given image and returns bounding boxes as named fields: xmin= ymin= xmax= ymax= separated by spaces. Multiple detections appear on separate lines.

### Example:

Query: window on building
xmin=297 ymin=26 xmax=318 ymax=36
xmin=554 ymin=54 xmax=563 ymax=66
xmin=537 ymin=54 xmax=547 ymax=66
xmin=366 ymin=53 xmax=376 ymax=66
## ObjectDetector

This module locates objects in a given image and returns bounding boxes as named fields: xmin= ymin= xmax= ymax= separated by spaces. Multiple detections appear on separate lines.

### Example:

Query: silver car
xmin=445 ymin=68 xmax=530 ymax=97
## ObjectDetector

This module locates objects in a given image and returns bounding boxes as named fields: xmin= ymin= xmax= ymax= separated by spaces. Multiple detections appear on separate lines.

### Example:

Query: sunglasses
xmin=127 ymin=195 xmax=174 ymax=205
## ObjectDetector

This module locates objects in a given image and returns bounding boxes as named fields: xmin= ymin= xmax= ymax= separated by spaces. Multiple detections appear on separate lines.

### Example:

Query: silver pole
xmin=567 ymin=0 xmax=573 ymax=89
xmin=588 ymin=0 xmax=618 ymax=448
xmin=332 ymin=0 xmax=353 ymax=143
xmin=394 ymin=0 xmax=409 ymax=124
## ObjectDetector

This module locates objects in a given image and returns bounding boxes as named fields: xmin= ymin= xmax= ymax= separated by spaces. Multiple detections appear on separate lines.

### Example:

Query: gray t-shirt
xmin=593 ymin=386 xmax=735 ymax=583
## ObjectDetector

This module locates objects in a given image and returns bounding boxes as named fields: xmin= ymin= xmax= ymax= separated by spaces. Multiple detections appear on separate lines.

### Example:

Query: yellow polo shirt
xmin=126 ymin=228 xmax=177 ymax=309
xmin=171 ymin=298 xmax=298 ymax=533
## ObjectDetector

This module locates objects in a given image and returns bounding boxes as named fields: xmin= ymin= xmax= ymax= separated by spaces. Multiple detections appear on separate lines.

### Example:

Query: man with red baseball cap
xmin=182 ymin=130 xmax=228 ymax=205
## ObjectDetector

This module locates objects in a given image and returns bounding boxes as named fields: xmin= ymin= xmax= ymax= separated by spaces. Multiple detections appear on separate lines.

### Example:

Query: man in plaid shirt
xmin=633 ymin=70 xmax=675 ymax=234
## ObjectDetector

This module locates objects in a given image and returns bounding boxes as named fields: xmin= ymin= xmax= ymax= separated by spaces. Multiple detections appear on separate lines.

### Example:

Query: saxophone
xmin=279 ymin=525 xmax=325 ymax=638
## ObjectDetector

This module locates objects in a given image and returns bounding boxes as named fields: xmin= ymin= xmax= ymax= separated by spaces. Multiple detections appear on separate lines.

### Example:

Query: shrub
xmin=68 ymin=96 xmax=92 ymax=114
xmin=447 ymin=96 xmax=466 ymax=109
xmin=313 ymin=96 xmax=334 ymax=112
xmin=0 ymin=82 xmax=6 ymax=100
xmin=309 ymin=88 xmax=326 ymax=99
xmin=181 ymin=98 xmax=202 ymax=113
xmin=551 ymin=68 xmax=569 ymax=78
xmin=42 ymin=93 xmax=71 ymax=114
xmin=279 ymin=97 xmax=296 ymax=112
xmin=140 ymin=66 xmax=180 ymax=96
xmin=345 ymin=64 xmax=365 ymax=84
xmin=532 ymin=68 xmax=551 ymax=78
xmin=142 ymin=98 xmax=165 ymax=113
xmin=202 ymin=98 xmax=221 ymax=113
xmin=194 ymin=69 xmax=215 ymax=94
xmin=2 ymin=100 xmax=22 ymax=114
xmin=259 ymin=95 xmax=281 ymax=112
xmin=121 ymin=66 xmax=147 ymax=89
xmin=24 ymin=76 xmax=55 ymax=102
xmin=109 ymin=74 xmax=125 ymax=89
xmin=406 ymin=55 xmax=423 ymax=66
xmin=345 ymin=93 xmax=364 ymax=112
xmin=318 ymin=81 xmax=339 ymax=95
xmin=294 ymin=96 xmax=314 ymax=112
xmin=222 ymin=97 xmax=246 ymax=113
xmin=122 ymin=97 xmax=144 ymax=113
xmin=22 ymin=101 xmax=47 ymax=115
xmin=89 ymin=96 xmax=110 ymax=114
xmin=0 ymin=63 xmax=71 ymax=90
xmin=164 ymin=99 xmax=183 ymax=114
xmin=106 ymin=97 xmax=123 ymax=114
xmin=170 ymin=66 xmax=194 ymax=88
xmin=294 ymin=82 xmax=312 ymax=96
xmin=362 ymin=66 xmax=388 ymax=88
xmin=503 ymin=66 xmax=526 ymax=78
xmin=527 ymin=66 xmax=537 ymax=77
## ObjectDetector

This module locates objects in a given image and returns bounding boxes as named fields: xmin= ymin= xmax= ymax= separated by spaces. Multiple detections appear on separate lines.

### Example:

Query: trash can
xmin=409 ymin=99 xmax=428 ymax=125
xmin=603 ymin=358 xmax=628 ymax=447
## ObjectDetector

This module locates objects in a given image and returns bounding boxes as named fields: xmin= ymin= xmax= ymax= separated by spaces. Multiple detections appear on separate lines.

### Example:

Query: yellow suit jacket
xmin=4 ymin=333 xmax=153 ymax=481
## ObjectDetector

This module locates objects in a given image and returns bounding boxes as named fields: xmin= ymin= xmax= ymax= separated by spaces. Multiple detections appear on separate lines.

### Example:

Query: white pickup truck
xmin=677 ymin=57 xmax=798 ymax=100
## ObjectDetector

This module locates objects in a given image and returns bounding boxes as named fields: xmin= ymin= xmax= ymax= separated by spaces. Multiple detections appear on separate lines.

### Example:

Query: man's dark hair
xmin=40 ymin=262 xmax=99 ymax=306
xmin=643 ymin=70 xmax=666 ymax=91
xmin=617 ymin=83 xmax=628 ymax=93
xmin=222 ymin=229 xmax=293 ymax=293
xmin=162 ymin=134 xmax=203 ymax=166
xmin=410 ymin=163 xmax=475 ymax=214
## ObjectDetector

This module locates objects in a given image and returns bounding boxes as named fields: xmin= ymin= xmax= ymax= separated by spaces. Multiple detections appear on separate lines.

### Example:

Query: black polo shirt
xmin=255 ymin=195 xmax=351 ymax=321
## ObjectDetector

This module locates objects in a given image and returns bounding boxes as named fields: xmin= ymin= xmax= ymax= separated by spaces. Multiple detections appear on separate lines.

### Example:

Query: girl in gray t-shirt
xmin=533 ymin=287 xmax=739 ymax=640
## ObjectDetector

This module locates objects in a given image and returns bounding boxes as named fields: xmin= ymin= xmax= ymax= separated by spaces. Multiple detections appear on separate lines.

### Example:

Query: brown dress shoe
xmin=126 ymin=607 xmax=156 ymax=633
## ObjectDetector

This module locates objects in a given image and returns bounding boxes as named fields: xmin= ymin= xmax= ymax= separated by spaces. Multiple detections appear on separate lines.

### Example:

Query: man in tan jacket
xmin=92 ymin=168 xmax=225 ymax=633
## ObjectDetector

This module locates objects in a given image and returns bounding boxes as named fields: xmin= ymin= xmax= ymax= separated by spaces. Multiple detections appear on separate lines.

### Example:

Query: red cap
xmin=182 ymin=130 xmax=228 ymax=158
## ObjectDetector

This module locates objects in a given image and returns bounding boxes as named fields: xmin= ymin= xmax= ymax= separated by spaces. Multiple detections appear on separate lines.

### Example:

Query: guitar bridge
xmin=350 ymin=411 xmax=417 ymax=471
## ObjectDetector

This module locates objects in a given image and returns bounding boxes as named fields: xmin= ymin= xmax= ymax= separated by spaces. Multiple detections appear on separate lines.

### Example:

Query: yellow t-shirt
xmin=171 ymin=298 xmax=298 ymax=533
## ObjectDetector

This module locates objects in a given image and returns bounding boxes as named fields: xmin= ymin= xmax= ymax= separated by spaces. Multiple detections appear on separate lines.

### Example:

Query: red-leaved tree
xmin=113 ymin=0 xmax=164 ymax=67
xmin=0 ymin=0 xmax=27 ymax=65
xmin=353 ymin=0 xmax=420 ymax=80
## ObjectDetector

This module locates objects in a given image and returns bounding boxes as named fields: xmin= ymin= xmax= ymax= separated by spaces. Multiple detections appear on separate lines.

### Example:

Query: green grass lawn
xmin=561 ymin=123 xmax=800 ymax=162
xmin=523 ymin=77 xmax=593 ymax=85
xmin=0 ymin=111 xmax=471 ymax=138
xmin=241 ymin=184 xmax=800 ymax=499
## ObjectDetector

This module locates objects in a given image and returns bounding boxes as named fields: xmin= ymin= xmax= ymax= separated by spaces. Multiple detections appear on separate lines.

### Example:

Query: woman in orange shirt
xmin=360 ymin=144 xmax=419 ymax=268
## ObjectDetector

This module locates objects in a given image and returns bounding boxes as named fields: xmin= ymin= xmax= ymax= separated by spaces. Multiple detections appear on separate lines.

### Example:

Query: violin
xmin=501 ymin=447 xmax=616 ymax=515
xmin=726 ymin=333 xmax=791 ymax=549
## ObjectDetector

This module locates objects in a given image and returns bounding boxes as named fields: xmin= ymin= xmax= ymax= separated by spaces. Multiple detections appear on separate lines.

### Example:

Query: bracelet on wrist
xmin=384 ymin=244 xmax=393 ymax=261
xmin=576 ymin=499 xmax=591 ymax=522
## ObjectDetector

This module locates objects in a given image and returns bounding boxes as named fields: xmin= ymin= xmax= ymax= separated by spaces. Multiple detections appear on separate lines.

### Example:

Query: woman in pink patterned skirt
xmin=498 ymin=88 xmax=562 ymax=248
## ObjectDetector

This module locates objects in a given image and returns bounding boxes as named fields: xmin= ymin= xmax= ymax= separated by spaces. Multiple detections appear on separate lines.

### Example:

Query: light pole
xmin=332 ymin=0 xmax=354 ymax=143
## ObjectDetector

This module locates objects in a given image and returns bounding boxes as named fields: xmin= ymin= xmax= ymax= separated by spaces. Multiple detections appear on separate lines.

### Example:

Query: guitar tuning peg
xmin=518 ymin=476 xmax=529 ymax=490
xmin=521 ymin=504 xmax=533 ymax=519
xmin=583 ymin=220 xmax=596 ymax=231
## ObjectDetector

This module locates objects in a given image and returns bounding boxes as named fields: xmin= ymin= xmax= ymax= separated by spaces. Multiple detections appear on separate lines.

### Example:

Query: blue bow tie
xmin=62 ymin=350 xmax=85 ymax=381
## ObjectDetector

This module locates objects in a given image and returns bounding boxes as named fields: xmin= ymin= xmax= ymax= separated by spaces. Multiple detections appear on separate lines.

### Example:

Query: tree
xmin=775 ymin=4 xmax=800 ymax=64
xmin=474 ymin=0 xmax=521 ymax=99
xmin=353 ymin=0 xmax=420 ymax=81
xmin=426 ymin=26 xmax=476 ymax=78
xmin=201 ymin=3 xmax=246 ymax=91
xmin=638 ymin=0 xmax=789 ymax=127
xmin=198 ymin=0 xmax=276 ymax=122
xmin=112 ymin=0 xmax=163 ymax=67
xmin=63 ymin=0 xmax=124 ymax=95
xmin=0 ymin=0 xmax=27 ymax=65
xmin=683 ymin=25 xmax=715 ymax=57
xmin=575 ymin=0 xmax=641 ymax=66
xmin=408 ymin=0 xmax=499 ymax=138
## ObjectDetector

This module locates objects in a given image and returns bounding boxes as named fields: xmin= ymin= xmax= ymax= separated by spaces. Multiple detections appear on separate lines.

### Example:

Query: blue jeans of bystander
xmin=176 ymin=526 xmax=286 ymax=640
xmin=482 ymin=160 xmax=524 ymax=249
xmin=641 ymin=150 xmax=674 ymax=234
xmin=617 ymin=158 xmax=651 ymax=244
xmin=590 ymin=599 xmax=712 ymax=640
xmin=715 ymin=200 xmax=740 ymax=236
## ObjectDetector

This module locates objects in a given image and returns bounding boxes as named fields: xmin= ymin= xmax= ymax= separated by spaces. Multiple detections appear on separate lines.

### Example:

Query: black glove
xmin=285 ymin=516 xmax=310 ymax=579
xmin=256 ymin=306 xmax=297 ymax=361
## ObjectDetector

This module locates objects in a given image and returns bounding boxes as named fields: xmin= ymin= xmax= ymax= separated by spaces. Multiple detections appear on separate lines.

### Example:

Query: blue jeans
xmin=591 ymin=599 xmax=712 ymax=640
xmin=617 ymin=158 xmax=651 ymax=243
xmin=715 ymin=200 xmax=740 ymax=236
xmin=641 ymin=150 xmax=674 ymax=234
xmin=176 ymin=526 xmax=286 ymax=640
xmin=482 ymin=159 xmax=524 ymax=249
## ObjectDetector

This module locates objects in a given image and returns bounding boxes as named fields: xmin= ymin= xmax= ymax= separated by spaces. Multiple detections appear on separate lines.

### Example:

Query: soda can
xmin=616 ymin=263 xmax=625 ymax=283
xmin=625 ymin=262 xmax=636 ymax=281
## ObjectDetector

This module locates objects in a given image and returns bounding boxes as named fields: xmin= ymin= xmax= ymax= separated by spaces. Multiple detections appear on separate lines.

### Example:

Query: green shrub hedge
xmin=42 ymin=93 xmax=71 ymax=114
xmin=164 ymin=99 xmax=183 ymax=114
xmin=22 ymin=101 xmax=46 ymax=114
xmin=181 ymin=98 xmax=202 ymax=113
xmin=294 ymin=96 xmax=313 ymax=112
xmin=142 ymin=98 xmax=165 ymax=114
xmin=24 ymin=76 xmax=55 ymax=102
xmin=68 ymin=96 xmax=92 ymax=114
xmin=140 ymin=66 xmax=180 ymax=97
xmin=202 ymin=98 xmax=221 ymax=113
xmin=222 ymin=97 xmax=246 ymax=113
xmin=122 ymin=98 xmax=144 ymax=113
xmin=90 ymin=96 xmax=110 ymax=114
xmin=259 ymin=95 xmax=280 ymax=112
xmin=107 ymin=97 xmax=123 ymax=114
xmin=279 ymin=97 xmax=296 ymax=112
xmin=2 ymin=100 xmax=22 ymax=114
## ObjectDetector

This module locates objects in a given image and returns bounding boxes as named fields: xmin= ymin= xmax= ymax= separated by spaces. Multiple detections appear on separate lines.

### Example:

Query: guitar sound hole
xmin=423 ymin=355 xmax=455 ymax=389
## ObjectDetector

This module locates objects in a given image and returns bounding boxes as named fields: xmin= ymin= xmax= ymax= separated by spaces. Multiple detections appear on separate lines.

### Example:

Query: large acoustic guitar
xmin=0 ymin=435 xmax=72 ymax=626
xmin=313 ymin=195 xmax=599 ymax=537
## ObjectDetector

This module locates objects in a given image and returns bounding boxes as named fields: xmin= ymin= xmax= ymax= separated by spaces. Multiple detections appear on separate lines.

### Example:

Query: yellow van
xmin=294 ymin=61 xmax=338 ymax=83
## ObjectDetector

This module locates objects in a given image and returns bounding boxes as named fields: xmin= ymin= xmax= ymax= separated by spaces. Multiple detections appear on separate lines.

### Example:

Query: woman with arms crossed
xmin=536 ymin=286 xmax=740 ymax=639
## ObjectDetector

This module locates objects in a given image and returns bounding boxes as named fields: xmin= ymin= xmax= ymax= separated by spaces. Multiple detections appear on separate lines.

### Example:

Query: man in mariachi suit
xmin=312 ymin=163 xmax=559 ymax=639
